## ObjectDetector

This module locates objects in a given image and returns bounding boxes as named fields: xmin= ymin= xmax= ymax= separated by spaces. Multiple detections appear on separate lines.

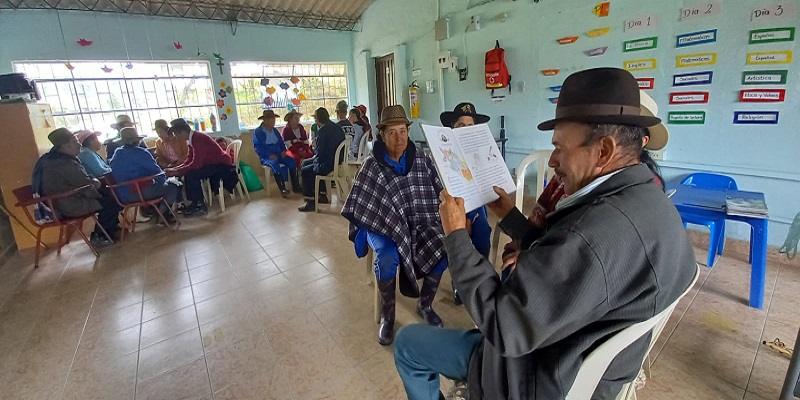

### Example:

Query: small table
xmin=669 ymin=185 xmax=769 ymax=309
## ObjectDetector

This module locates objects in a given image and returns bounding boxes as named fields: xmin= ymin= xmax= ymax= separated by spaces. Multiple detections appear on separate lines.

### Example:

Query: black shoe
xmin=184 ymin=205 xmax=208 ymax=217
xmin=280 ymin=189 xmax=290 ymax=198
xmin=175 ymin=203 xmax=186 ymax=214
xmin=90 ymin=233 xmax=113 ymax=246
xmin=318 ymin=194 xmax=329 ymax=204
xmin=298 ymin=201 xmax=315 ymax=212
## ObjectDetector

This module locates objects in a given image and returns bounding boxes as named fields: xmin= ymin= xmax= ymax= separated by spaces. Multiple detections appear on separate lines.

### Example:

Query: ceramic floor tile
xmin=199 ymin=308 xmax=262 ymax=353
xmin=746 ymin=346 xmax=792 ymax=399
xmin=227 ymin=248 xmax=271 ymax=269
xmin=84 ymin=301 xmax=143 ymax=335
xmin=63 ymin=352 xmax=137 ymax=400
xmin=191 ymin=274 xmax=242 ymax=303
xmin=232 ymin=259 xmax=281 ymax=283
xmin=72 ymin=324 xmax=141 ymax=369
xmin=144 ymin=270 xmax=191 ymax=300
xmin=205 ymin=331 xmax=280 ymax=392
xmin=186 ymin=250 xmax=230 ymax=269
xmin=262 ymin=239 xmax=306 ymax=259
xmin=281 ymin=260 xmax=330 ymax=285
xmin=639 ymin=349 xmax=746 ymax=400
xmin=135 ymin=357 xmax=212 ymax=400
xmin=356 ymin=349 xmax=408 ymax=400
xmin=138 ymin=328 xmax=204 ymax=383
xmin=194 ymin=287 xmax=253 ymax=325
xmin=142 ymin=286 xmax=195 ymax=322
xmin=140 ymin=305 xmax=199 ymax=348
xmin=272 ymin=250 xmax=318 ymax=272
xmin=188 ymin=261 xmax=235 ymax=285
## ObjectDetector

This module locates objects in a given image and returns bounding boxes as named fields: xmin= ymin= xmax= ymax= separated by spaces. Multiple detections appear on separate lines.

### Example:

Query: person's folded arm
xmin=498 ymin=207 xmax=546 ymax=248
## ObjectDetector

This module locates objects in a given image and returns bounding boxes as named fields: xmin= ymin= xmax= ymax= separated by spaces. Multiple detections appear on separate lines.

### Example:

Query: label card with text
xmin=676 ymin=53 xmax=717 ymax=68
xmin=746 ymin=50 xmax=793 ymax=65
xmin=739 ymin=89 xmax=786 ymax=102
xmin=680 ymin=1 xmax=722 ymax=20
xmin=624 ymin=58 xmax=657 ymax=71
xmin=741 ymin=70 xmax=788 ymax=85
xmin=733 ymin=111 xmax=779 ymax=125
xmin=673 ymin=71 xmax=713 ymax=86
xmin=668 ymin=111 xmax=707 ymax=124
xmin=637 ymin=78 xmax=655 ymax=90
xmin=676 ymin=29 xmax=718 ymax=47
xmin=752 ymin=4 xmax=797 ymax=21
xmin=624 ymin=37 xmax=659 ymax=52
xmin=624 ymin=15 xmax=658 ymax=32
xmin=670 ymin=91 xmax=710 ymax=104
xmin=749 ymin=27 xmax=795 ymax=44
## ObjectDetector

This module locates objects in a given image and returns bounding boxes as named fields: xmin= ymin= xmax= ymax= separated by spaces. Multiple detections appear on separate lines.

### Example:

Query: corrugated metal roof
xmin=0 ymin=0 xmax=373 ymax=31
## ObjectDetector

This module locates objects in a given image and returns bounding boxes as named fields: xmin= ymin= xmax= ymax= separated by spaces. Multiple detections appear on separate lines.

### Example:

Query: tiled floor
xmin=0 ymin=192 xmax=796 ymax=399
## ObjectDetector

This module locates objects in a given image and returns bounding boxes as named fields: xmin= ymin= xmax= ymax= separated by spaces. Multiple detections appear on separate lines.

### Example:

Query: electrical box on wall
xmin=469 ymin=15 xmax=481 ymax=31
xmin=435 ymin=18 xmax=450 ymax=41
xmin=647 ymin=149 xmax=664 ymax=160
xmin=437 ymin=51 xmax=452 ymax=69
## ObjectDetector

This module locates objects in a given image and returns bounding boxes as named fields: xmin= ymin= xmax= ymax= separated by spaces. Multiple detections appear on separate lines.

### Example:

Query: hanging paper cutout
xmin=673 ymin=71 xmax=713 ymax=86
xmin=298 ymin=93 xmax=307 ymax=101
xmin=636 ymin=78 xmax=655 ymax=90
xmin=593 ymin=2 xmax=610 ymax=17
xmin=216 ymin=99 xmax=225 ymax=108
xmin=266 ymin=86 xmax=277 ymax=95
xmin=586 ymin=27 xmax=611 ymax=37
xmin=260 ymin=78 xmax=270 ymax=86
xmin=225 ymin=107 xmax=233 ymax=115
xmin=676 ymin=29 xmax=718 ymax=48
xmin=549 ymin=86 xmax=562 ymax=92
xmin=549 ymin=97 xmax=559 ymax=104
xmin=293 ymin=88 xmax=300 ymax=94
xmin=557 ymin=36 xmax=579 ymax=45
xmin=290 ymin=77 xmax=300 ymax=84
xmin=279 ymin=82 xmax=290 ymax=90
xmin=77 ymin=38 xmax=93 ymax=47
xmin=225 ymin=86 xmax=233 ymax=94
xmin=749 ymin=27 xmax=796 ymax=44
xmin=213 ymin=53 xmax=224 ymax=60
xmin=669 ymin=91 xmax=710 ymax=104
xmin=174 ymin=42 xmax=183 ymax=50
xmin=264 ymin=97 xmax=274 ymax=106
xmin=541 ymin=69 xmax=560 ymax=76
xmin=220 ymin=81 xmax=227 ymax=88
xmin=624 ymin=58 xmax=657 ymax=71
xmin=746 ymin=51 xmax=793 ymax=65
xmin=65 ymin=62 xmax=74 ymax=70
xmin=292 ymin=98 xmax=302 ymax=106
xmin=101 ymin=65 xmax=113 ymax=73
xmin=668 ymin=111 xmax=706 ymax=125
xmin=125 ymin=62 xmax=133 ymax=69
xmin=676 ymin=53 xmax=717 ymax=68
xmin=220 ymin=114 xmax=228 ymax=121
xmin=287 ymin=104 xmax=294 ymax=111
xmin=585 ymin=46 xmax=608 ymax=57
xmin=218 ymin=89 xmax=227 ymax=98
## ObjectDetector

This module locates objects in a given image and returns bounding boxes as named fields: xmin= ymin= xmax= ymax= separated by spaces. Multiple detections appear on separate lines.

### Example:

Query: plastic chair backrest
xmin=514 ymin=150 xmax=555 ymax=209
xmin=356 ymin=132 xmax=370 ymax=163
xmin=565 ymin=265 xmax=700 ymax=400
xmin=332 ymin=137 xmax=351 ymax=179
xmin=680 ymin=173 xmax=738 ymax=191
xmin=227 ymin=139 xmax=243 ymax=167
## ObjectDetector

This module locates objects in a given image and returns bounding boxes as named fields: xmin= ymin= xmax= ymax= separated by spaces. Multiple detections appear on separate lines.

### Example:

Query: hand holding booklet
xmin=421 ymin=124 xmax=516 ymax=212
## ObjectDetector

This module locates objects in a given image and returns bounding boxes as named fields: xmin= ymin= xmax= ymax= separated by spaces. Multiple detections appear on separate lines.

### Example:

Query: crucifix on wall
xmin=216 ymin=58 xmax=225 ymax=74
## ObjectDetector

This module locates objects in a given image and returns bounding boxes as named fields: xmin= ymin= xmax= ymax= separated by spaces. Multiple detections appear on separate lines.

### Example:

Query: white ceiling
xmin=0 ymin=0 xmax=374 ymax=31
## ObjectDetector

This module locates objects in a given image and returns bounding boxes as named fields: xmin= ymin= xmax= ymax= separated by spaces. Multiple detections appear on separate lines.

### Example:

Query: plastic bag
xmin=239 ymin=161 xmax=263 ymax=192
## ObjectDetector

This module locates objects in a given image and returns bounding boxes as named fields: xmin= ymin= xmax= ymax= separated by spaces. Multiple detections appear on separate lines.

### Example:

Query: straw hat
xmin=639 ymin=90 xmax=669 ymax=151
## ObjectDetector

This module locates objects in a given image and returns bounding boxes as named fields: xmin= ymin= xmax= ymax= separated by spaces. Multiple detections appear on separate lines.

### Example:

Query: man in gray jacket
xmin=394 ymin=68 xmax=697 ymax=399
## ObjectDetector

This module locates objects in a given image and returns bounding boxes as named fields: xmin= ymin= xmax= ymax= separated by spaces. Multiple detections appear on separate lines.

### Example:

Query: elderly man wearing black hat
xmin=393 ymin=68 xmax=697 ymax=400
xmin=297 ymin=108 xmax=346 ymax=212
xmin=31 ymin=128 xmax=121 ymax=245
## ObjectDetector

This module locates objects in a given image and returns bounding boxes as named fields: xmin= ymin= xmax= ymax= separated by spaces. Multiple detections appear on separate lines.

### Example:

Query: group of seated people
xmin=32 ymin=115 xmax=239 ymax=244
xmin=340 ymin=68 xmax=697 ymax=400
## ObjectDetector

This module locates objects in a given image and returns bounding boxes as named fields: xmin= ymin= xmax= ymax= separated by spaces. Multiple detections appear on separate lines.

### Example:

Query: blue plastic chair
xmin=679 ymin=173 xmax=738 ymax=267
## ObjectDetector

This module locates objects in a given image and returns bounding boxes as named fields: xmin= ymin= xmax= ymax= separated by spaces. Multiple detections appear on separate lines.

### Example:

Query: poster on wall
xmin=624 ymin=15 xmax=658 ymax=32
xmin=673 ymin=71 xmax=714 ymax=86
xmin=680 ymin=1 xmax=722 ymax=21
xmin=746 ymin=50 xmax=793 ymax=65
xmin=733 ymin=111 xmax=779 ymax=124
xmin=637 ymin=78 xmax=655 ymax=89
xmin=585 ymin=46 xmax=608 ymax=57
xmin=749 ymin=27 xmax=795 ymax=44
xmin=741 ymin=70 xmax=788 ymax=85
xmin=624 ymin=58 xmax=657 ymax=71
xmin=669 ymin=91 xmax=710 ymax=104
xmin=668 ymin=111 xmax=707 ymax=124
xmin=739 ymin=89 xmax=786 ymax=102
xmin=751 ymin=4 xmax=797 ymax=21
xmin=623 ymin=37 xmax=659 ymax=52
xmin=676 ymin=29 xmax=718 ymax=47
xmin=676 ymin=53 xmax=717 ymax=67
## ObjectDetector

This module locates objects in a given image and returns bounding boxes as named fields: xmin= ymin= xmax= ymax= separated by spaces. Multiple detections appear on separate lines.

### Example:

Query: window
xmin=231 ymin=62 xmax=348 ymax=129
xmin=14 ymin=61 xmax=217 ymax=140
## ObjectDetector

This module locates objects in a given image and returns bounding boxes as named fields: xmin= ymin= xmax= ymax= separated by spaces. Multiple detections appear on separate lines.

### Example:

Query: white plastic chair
xmin=202 ymin=139 xmax=247 ymax=213
xmin=565 ymin=264 xmax=700 ymax=400
xmin=263 ymin=163 xmax=290 ymax=197
xmin=346 ymin=133 xmax=371 ymax=189
xmin=488 ymin=150 xmax=554 ymax=263
xmin=314 ymin=137 xmax=350 ymax=212
xmin=228 ymin=139 xmax=250 ymax=202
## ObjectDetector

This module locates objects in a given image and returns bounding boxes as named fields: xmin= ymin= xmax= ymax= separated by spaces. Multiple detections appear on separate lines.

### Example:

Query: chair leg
xmin=92 ymin=215 xmax=114 ymax=244
xmin=64 ymin=224 xmax=74 ymax=245
xmin=153 ymin=200 xmax=179 ymax=231
xmin=706 ymin=222 xmax=720 ymax=267
xmin=34 ymin=228 xmax=44 ymax=268
xmin=717 ymin=220 xmax=726 ymax=256
xmin=238 ymin=172 xmax=250 ymax=201
xmin=264 ymin=167 xmax=272 ymax=196
xmin=57 ymin=225 xmax=64 ymax=255
xmin=218 ymin=185 xmax=225 ymax=213
xmin=314 ymin=177 xmax=320 ymax=213
xmin=74 ymin=222 xmax=99 ymax=257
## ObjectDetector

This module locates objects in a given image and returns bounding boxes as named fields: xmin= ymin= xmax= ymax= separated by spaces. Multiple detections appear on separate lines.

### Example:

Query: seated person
xmin=356 ymin=104 xmax=372 ymax=141
xmin=33 ymin=128 xmax=121 ymax=245
xmin=75 ymin=130 xmax=112 ymax=178
xmin=297 ymin=108 xmax=346 ymax=212
xmin=164 ymin=118 xmax=238 ymax=217
xmin=109 ymin=127 xmax=179 ymax=224
xmin=254 ymin=110 xmax=298 ymax=197
xmin=153 ymin=119 xmax=189 ymax=169
xmin=347 ymin=107 xmax=368 ymax=160
xmin=341 ymin=105 xmax=489 ymax=346
xmin=394 ymin=68 xmax=697 ymax=400
xmin=104 ymin=115 xmax=147 ymax=161
xmin=281 ymin=110 xmax=314 ymax=167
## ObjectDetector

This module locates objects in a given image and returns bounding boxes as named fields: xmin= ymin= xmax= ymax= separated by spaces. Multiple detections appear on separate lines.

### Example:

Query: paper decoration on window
xmin=101 ymin=65 xmax=113 ymax=73
xmin=216 ymin=99 xmax=225 ymax=108
xmin=624 ymin=37 xmax=658 ymax=52
xmin=225 ymin=86 xmax=232 ymax=94
xmin=749 ymin=27 xmax=795 ymax=44
xmin=266 ymin=86 xmax=276 ymax=95
xmin=680 ymin=1 xmax=722 ymax=21
xmin=549 ymin=86 xmax=562 ymax=92
xmin=676 ymin=53 xmax=717 ymax=68
xmin=298 ymin=93 xmax=307 ymax=101
xmin=593 ymin=1 xmax=610 ymax=17
xmin=225 ymin=107 xmax=233 ymax=115
xmin=218 ymin=89 xmax=227 ymax=98
xmin=173 ymin=42 xmax=183 ymax=50
xmin=585 ymin=46 xmax=608 ymax=57
xmin=733 ymin=111 xmax=779 ymax=124
xmin=557 ymin=36 xmax=579 ymax=45
xmin=290 ymin=77 xmax=300 ymax=84
xmin=586 ymin=27 xmax=611 ymax=37
xmin=752 ymin=4 xmax=797 ymax=21
xmin=287 ymin=104 xmax=294 ymax=111
xmin=213 ymin=53 xmax=223 ymax=60
xmin=260 ymin=78 xmax=270 ymax=86
xmin=636 ymin=78 xmax=655 ymax=90
xmin=549 ymin=97 xmax=559 ymax=104
xmin=673 ymin=71 xmax=713 ymax=86
xmin=541 ymin=69 xmax=560 ymax=76
xmin=293 ymin=88 xmax=300 ymax=94
xmin=625 ymin=15 xmax=658 ymax=32
xmin=623 ymin=58 xmax=656 ymax=71
xmin=77 ymin=38 xmax=93 ymax=47
xmin=739 ymin=89 xmax=786 ymax=102
xmin=668 ymin=111 xmax=706 ymax=124
xmin=746 ymin=50 xmax=792 ymax=65
xmin=741 ymin=70 xmax=788 ymax=85
xmin=220 ymin=81 xmax=227 ymax=88
xmin=292 ymin=98 xmax=302 ymax=106
xmin=676 ymin=29 xmax=717 ymax=48
xmin=279 ymin=82 xmax=290 ymax=90
xmin=264 ymin=97 xmax=274 ymax=107
xmin=669 ymin=91 xmax=709 ymax=104
xmin=220 ymin=114 xmax=228 ymax=121
xmin=64 ymin=62 xmax=74 ymax=70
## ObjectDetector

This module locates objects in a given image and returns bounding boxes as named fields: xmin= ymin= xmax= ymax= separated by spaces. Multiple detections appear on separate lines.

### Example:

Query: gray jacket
xmin=39 ymin=151 xmax=102 ymax=218
xmin=444 ymin=164 xmax=696 ymax=399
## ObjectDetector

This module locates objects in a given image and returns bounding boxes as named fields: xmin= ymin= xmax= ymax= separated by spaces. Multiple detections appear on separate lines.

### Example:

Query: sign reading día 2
xmin=680 ymin=1 xmax=722 ymax=20
xmin=746 ymin=51 xmax=793 ymax=65
xmin=733 ymin=111 xmax=779 ymax=125
xmin=676 ymin=29 xmax=718 ymax=47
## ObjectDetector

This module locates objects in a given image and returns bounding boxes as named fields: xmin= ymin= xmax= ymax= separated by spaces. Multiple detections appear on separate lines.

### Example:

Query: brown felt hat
xmin=538 ymin=67 xmax=661 ymax=131
xmin=119 ymin=127 xmax=145 ymax=146
xmin=376 ymin=105 xmax=412 ymax=131
xmin=258 ymin=109 xmax=280 ymax=120
xmin=283 ymin=109 xmax=302 ymax=122
xmin=48 ymin=128 xmax=75 ymax=147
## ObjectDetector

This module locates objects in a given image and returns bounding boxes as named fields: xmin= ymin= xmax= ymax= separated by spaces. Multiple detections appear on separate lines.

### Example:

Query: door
xmin=375 ymin=53 xmax=396 ymax=118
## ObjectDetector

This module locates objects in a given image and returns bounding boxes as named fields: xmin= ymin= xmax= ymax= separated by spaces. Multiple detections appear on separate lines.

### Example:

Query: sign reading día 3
xmin=746 ymin=51 xmax=793 ymax=65
xmin=733 ymin=111 xmax=779 ymax=125
xmin=741 ymin=70 xmax=788 ymax=85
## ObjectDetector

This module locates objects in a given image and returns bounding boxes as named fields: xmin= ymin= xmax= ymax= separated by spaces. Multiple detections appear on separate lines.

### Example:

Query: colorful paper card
xmin=680 ymin=1 xmax=722 ymax=20
xmin=749 ymin=27 xmax=795 ymax=44
xmin=676 ymin=29 xmax=718 ymax=47
xmin=676 ymin=53 xmax=717 ymax=68
xmin=557 ymin=36 xmax=579 ymax=45
xmin=624 ymin=37 xmax=659 ymax=52
xmin=587 ymin=27 xmax=611 ymax=37
xmin=541 ymin=69 xmax=560 ymax=76
xmin=752 ymin=4 xmax=797 ymax=21
xmin=593 ymin=1 xmax=610 ymax=17
xmin=585 ymin=47 xmax=608 ymax=57
xmin=625 ymin=15 xmax=658 ymax=32
xmin=549 ymin=86 xmax=562 ymax=92
xmin=733 ymin=111 xmax=779 ymax=124
xmin=741 ymin=70 xmax=788 ymax=85
xmin=669 ymin=91 xmax=710 ymax=104
xmin=746 ymin=51 xmax=792 ymax=65
xmin=549 ymin=97 xmax=559 ymax=104
xmin=624 ymin=58 xmax=657 ymax=71
xmin=739 ymin=89 xmax=786 ymax=102
xmin=668 ymin=111 xmax=707 ymax=124
xmin=636 ymin=78 xmax=655 ymax=90
xmin=673 ymin=71 xmax=713 ymax=86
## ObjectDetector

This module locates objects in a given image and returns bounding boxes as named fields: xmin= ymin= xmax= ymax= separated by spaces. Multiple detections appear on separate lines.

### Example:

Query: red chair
xmin=101 ymin=173 xmax=180 ymax=241
xmin=12 ymin=184 xmax=113 ymax=268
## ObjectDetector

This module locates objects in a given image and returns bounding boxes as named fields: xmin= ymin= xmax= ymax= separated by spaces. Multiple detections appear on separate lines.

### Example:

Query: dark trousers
xmin=184 ymin=164 xmax=237 ymax=204
xmin=96 ymin=190 xmax=121 ymax=237
xmin=301 ymin=158 xmax=328 ymax=199
xmin=140 ymin=182 xmax=180 ymax=213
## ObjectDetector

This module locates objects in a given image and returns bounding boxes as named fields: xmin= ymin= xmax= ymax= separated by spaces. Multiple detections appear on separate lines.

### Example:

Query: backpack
xmin=485 ymin=40 xmax=511 ymax=94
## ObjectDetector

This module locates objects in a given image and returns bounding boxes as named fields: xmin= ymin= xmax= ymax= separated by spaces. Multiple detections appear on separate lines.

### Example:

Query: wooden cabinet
xmin=0 ymin=100 xmax=60 ymax=250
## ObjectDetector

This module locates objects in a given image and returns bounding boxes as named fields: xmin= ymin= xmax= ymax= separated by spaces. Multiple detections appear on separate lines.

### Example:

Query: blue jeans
xmin=469 ymin=206 xmax=492 ymax=258
xmin=367 ymin=231 xmax=447 ymax=281
xmin=395 ymin=324 xmax=484 ymax=400
xmin=263 ymin=155 xmax=297 ymax=180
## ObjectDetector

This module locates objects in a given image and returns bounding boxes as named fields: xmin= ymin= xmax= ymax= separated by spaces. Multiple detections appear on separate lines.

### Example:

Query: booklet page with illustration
xmin=421 ymin=123 xmax=515 ymax=212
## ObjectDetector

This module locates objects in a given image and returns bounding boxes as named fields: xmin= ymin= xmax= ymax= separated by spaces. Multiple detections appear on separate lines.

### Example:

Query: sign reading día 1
xmin=680 ymin=1 xmax=722 ymax=20
xmin=624 ymin=15 xmax=658 ymax=31
xmin=752 ymin=4 xmax=797 ymax=21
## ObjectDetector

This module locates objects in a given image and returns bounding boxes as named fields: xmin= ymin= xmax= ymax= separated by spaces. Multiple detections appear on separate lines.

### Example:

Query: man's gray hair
xmin=582 ymin=124 xmax=646 ymax=157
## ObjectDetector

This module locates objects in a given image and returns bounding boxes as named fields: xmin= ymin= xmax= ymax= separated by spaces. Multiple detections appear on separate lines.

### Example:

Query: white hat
xmin=639 ymin=90 xmax=669 ymax=151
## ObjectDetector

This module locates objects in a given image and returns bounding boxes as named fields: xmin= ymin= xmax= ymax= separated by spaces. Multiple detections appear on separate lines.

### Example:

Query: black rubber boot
xmin=377 ymin=278 xmax=397 ymax=345
xmin=417 ymin=271 xmax=444 ymax=327
xmin=289 ymin=169 xmax=301 ymax=193
xmin=272 ymin=173 xmax=289 ymax=197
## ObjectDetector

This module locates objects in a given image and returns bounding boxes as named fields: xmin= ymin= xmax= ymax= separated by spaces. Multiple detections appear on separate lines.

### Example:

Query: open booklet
xmin=421 ymin=123 xmax=516 ymax=212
